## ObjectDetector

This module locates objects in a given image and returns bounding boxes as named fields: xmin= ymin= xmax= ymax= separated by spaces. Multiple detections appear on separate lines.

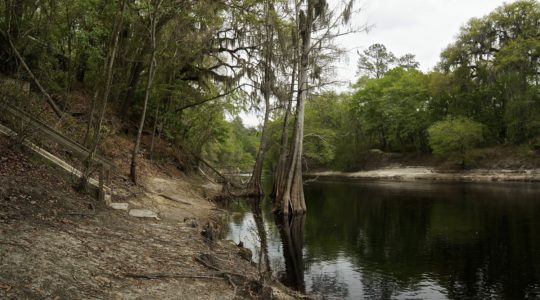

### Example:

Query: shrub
xmin=428 ymin=117 xmax=484 ymax=168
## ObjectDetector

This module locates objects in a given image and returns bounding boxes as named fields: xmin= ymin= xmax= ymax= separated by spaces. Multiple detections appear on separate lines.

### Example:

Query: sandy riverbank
xmin=0 ymin=137 xmax=297 ymax=299
xmin=309 ymin=167 xmax=540 ymax=183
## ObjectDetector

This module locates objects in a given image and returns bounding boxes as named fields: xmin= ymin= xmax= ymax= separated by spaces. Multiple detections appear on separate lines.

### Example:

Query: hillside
xmin=0 ymin=130 xmax=298 ymax=299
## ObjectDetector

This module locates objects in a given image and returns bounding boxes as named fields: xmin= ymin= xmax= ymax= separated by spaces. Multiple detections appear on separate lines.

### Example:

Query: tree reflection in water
xmin=249 ymin=198 xmax=272 ymax=280
xmin=275 ymin=214 xmax=306 ymax=293
xmin=309 ymin=272 xmax=349 ymax=299
xmin=227 ymin=180 xmax=540 ymax=299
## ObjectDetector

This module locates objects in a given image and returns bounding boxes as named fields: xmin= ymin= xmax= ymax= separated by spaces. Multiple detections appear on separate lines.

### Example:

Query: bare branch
xmin=175 ymin=83 xmax=253 ymax=112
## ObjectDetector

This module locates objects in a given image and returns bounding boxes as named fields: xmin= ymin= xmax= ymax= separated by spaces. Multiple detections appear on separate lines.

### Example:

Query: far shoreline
xmin=306 ymin=167 xmax=540 ymax=183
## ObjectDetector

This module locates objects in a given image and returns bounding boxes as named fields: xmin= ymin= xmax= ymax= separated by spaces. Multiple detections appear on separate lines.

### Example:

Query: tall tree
xmin=274 ymin=0 xmax=358 ymax=215
xmin=246 ymin=0 xmax=275 ymax=196
xmin=357 ymin=43 xmax=419 ymax=78
xmin=130 ymin=0 xmax=163 ymax=184
xmin=79 ymin=0 xmax=127 ymax=191
xmin=397 ymin=53 xmax=420 ymax=69
xmin=356 ymin=43 xmax=396 ymax=79
xmin=272 ymin=53 xmax=297 ymax=199
xmin=438 ymin=0 xmax=540 ymax=144
xmin=274 ymin=0 xmax=315 ymax=215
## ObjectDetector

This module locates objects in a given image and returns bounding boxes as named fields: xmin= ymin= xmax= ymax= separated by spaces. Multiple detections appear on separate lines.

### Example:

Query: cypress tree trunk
xmin=246 ymin=1 xmax=275 ymax=196
xmin=246 ymin=94 xmax=271 ymax=195
xmin=274 ymin=1 xmax=312 ymax=215
xmin=271 ymin=57 xmax=296 ymax=199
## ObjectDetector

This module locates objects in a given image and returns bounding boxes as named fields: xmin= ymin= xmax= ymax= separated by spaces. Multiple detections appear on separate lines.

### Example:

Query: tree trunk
xmin=281 ymin=86 xmax=306 ymax=215
xmin=129 ymin=0 xmax=161 ymax=184
xmin=149 ymin=102 xmax=160 ymax=160
xmin=271 ymin=56 xmax=297 ymax=199
xmin=246 ymin=92 xmax=271 ymax=196
xmin=83 ymin=89 xmax=99 ymax=147
xmin=246 ymin=2 xmax=275 ymax=196
xmin=120 ymin=50 xmax=145 ymax=123
xmin=90 ymin=0 xmax=126 ymax=149
xmin=120 ymin=12 xmax=169 ymax=121
xmin=274 ymin=1 xmax=312 ymax=215
xmin=79 ymin=0 xmax=126 ymax=191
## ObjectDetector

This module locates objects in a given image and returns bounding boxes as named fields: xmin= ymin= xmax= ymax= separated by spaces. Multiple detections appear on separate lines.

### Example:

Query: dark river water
xmin=225 ymin=179 xmax=540 ymax=299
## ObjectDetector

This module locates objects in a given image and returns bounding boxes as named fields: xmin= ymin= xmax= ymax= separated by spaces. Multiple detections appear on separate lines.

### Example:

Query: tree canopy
xmin=290 ymin=0 xmax=540 ymax=170
xmin=1 ymin=0 xmax=539 ymax=189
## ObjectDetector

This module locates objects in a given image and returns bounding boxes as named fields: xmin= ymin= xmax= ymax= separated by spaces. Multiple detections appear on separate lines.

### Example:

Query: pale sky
xmin=335 ymin=0 xmax=518 ymax=84
xmin=241 ymin=0 xmax=517 ymax=127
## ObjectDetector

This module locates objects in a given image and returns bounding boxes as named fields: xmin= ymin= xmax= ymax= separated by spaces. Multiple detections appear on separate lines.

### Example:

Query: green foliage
xmin=264 ymin=92 xmax=351 ymax=171
xmin=303 ymin=92 xmax=344 ymax=168
xmin=299 ymin=1 xmax=540 ymax=171
xmin=357 ymin=43 xmax=419 ymax=79
xmin=261 ymin=113 xmax=292 ymax=173
xmin=329 ymin=0 xmax=540 ymax=170
xmin=357 ymin=44 xmax=396 ymax=79
xmin=2 ymin=0 xmax=539 ymax=174
xmin=437 ymin=0 xmax=540 ymax=144
xmin=428 ymin=117 xmax=484 ymax=167
xmin=0 ymin=0 xmax=272 ymax=172
xmin=204 ymin=117 xmax=259 ymax=173
xmin=350 ymin=68 xmax=431 ymax=153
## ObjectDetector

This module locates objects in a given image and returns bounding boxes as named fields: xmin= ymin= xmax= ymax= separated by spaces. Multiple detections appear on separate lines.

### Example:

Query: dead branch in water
xmin=304 ymin=176 xmax=319 ymax=184
xmin=198 ymin=157 xmax=243 ymax=189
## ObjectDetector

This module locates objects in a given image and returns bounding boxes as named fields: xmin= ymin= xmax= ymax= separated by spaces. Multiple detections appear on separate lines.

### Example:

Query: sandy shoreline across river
xmin=309 ymin=167 xmax=540 ymax=183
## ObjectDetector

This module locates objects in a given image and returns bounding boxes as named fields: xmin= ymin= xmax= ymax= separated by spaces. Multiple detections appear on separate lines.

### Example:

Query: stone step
xmin=109 ymin=202 xmax=129 ymax=211
xmin=128 ymin=209 xmax=160 ymax=220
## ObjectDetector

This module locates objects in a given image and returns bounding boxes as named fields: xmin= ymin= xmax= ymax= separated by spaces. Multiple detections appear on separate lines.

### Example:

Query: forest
xmin=2 ymin=0 xmax=540 ymax=299
xmin=298 ymin=0 xmax=540 ymax=171
xmin=1 ymin=0 xmax=540 ymax=215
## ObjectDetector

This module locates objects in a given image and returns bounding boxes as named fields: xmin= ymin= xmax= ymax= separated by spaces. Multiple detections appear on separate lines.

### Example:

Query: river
xmin=225 ymin=179 xmax=540 ymax=299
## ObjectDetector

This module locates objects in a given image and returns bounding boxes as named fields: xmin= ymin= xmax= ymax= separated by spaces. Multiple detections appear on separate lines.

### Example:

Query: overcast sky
xmin=335 ymin=0 xmax=517 ymax=84
xmin=241 ymin=0 xmax=517 ymax=126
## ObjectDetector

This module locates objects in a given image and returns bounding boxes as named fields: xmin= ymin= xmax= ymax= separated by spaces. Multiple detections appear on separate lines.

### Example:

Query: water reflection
xmin=226 ymin=180 xmax=540 ymax=299
xmin=249 ymin=198 xmax=271 ymax=278
xmin=276 ymin=214 xmax=306 ymax=293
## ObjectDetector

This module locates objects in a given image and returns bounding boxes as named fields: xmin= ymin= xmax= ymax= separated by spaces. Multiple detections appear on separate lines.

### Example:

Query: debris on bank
xmin=0 ymin=137 xmax=298 ymax=299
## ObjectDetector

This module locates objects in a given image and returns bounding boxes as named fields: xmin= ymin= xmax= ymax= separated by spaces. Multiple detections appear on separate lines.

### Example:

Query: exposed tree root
xmin=123 ymin=272 xmax=222 ymax=280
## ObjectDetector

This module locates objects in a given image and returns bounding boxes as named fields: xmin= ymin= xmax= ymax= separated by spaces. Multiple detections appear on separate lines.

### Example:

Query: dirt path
xmin=129 ymin=176 xmax=221 ymax=222
xmin=0 ymin=140 xmax=295 ymax=299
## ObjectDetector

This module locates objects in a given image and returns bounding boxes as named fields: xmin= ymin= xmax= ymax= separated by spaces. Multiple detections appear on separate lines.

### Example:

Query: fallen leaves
xmin=0 ymin=282 xmax=13 ymax=292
